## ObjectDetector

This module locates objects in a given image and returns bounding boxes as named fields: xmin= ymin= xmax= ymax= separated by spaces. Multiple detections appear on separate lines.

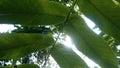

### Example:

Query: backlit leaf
xmin=51 ymin=44 xmax=88 ymax=68
xmin=77 ymin=0 xmax=120 ymax=42
xmin=64 ymin=14 xmax=118 ymax=68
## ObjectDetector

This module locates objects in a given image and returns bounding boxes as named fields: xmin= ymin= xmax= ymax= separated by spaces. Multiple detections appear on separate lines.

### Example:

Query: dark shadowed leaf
xmin=0 ymin=0 xmax=69 ymax=25
xmin=0 ymin=64 xmax=39 ymax=68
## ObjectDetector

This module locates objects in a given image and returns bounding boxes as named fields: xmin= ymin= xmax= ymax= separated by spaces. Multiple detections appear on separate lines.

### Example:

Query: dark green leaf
xmin=0 ymin=33 xmax=53 ymax=60
xmin=0 ymin=64 xmax=39 ymax=68
xmin=0 ymin=0 xmax=69 ymax=25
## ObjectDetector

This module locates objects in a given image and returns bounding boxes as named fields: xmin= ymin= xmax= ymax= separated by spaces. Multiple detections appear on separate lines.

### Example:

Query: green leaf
xmin=0 ymin=33 xmax=53 ymax=60
xmin=89 ymin=0 xmax=120 ymax=27
xmin=64 ymin=14 xmax=118 ymax=68
xmin=0 ymin=64 xmax=39 ymax=68
xmin=77 ymin=0 xmax=120 ymax=42
xmin=51 ymin=44 xmax=88 ymax=68
xmin=0 ymin=0 xmax=69 ymax=25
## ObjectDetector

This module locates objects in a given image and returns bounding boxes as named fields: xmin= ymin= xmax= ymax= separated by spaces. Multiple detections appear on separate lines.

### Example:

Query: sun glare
xmin=61 ymin=36 xmax=73 ymax=48
xmin=62 ymin=35 xmax=101 ymax=68
xmin=117 ymin=45 xmax=120 ymax=50
xmin=0 ymin=24 xmax=16 ymax=33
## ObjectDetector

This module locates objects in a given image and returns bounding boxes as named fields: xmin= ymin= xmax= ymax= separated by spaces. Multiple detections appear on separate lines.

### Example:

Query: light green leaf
xmin=77 ymin=0 xmax=120 ymax=42
xmin=64 ymin=14 xmax=118 ymax=68
xmin=51 ymin=44 xmax=88 ymax=68
xmin=0 ymin=0 xmax=69 ymax=25
xmin=0 ymin=33 xmax=53 ymax=60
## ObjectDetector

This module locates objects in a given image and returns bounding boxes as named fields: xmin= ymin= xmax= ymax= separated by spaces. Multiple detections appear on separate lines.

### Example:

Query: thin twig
xmin=42 ymin=0 xmax=78 ymax=68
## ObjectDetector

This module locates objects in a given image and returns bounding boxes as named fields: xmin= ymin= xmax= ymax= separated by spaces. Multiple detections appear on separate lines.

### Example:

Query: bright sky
xmin=81 ymin=14 xmax=101 ymax=35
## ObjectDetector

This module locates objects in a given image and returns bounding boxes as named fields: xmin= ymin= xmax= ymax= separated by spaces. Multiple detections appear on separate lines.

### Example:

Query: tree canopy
xmin=0 ymin=0 xmax=120 ymax=68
